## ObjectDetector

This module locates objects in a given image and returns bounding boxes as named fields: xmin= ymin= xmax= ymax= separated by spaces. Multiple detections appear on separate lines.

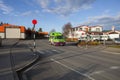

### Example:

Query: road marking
xmin=93 ymin=71 xmax=104 ymax=74
xmin=90 ymin=70 xmax=105 ymax=75
xmin=102 ymin=51 xmax=120 ymax=55
xmin=90 ymin=66 xmax=120 ymax=76
xmin=51 ymin=58 xmax=95 ymax=80
xmin=52 ymin=49 xmax=60 ymax=53
xmin=52 ymin=49 xmax=57 ymax=52
xmin=37 ymin=50 xmax=45 ymax=54
xmin=110 ymin=66 xmax=120 ymax=69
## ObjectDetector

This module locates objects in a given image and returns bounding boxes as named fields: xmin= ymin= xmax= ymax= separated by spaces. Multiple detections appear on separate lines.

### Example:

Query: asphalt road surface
xmin=24 ymin=39 xmax=120 ymax=80
xmin=0 ymin=39 xmax=37 ymax=80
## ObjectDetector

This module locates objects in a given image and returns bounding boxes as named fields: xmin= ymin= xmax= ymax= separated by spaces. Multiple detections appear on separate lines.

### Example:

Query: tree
xmin=49 ymin=29 xmax=56 ymax=34
xmin=0 ymin=22 xmax=3 ymax=26
xmin=38 ymin=28 xmax=42 ymax=32
xmin=62 ymin=22 xmax=72 ymax=38
xmin=26 ymin=27 xmax=32 ymax=39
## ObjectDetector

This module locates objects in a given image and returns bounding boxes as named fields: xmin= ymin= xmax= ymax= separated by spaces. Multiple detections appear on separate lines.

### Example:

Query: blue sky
xmin=0 ymin=0 xmax=120 ymax=32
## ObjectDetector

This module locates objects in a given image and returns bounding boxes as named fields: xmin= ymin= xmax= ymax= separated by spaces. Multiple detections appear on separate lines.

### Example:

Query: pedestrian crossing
xmin=37 ymin=49 xmax=64 ymax=55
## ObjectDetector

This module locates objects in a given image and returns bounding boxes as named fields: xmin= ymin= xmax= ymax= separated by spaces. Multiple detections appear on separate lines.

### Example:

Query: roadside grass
xmin=77 ymin=41 xmax=100 ymax=46
xmin=65 ymin=38 xmax=78 ymax=42
xmin=108 ymin=45 xmax=120 ymax=48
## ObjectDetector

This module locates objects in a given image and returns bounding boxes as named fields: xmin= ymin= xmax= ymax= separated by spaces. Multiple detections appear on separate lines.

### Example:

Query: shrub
xmin=66 ymin=38 xmax=78 ymax=42
xmin=78 ymin=41 xmax=100 ymax=46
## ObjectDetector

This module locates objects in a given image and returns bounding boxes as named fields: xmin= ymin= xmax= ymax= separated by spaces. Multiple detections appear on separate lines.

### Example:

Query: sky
xmin=0 ymin=0 xmax=120 ymax=32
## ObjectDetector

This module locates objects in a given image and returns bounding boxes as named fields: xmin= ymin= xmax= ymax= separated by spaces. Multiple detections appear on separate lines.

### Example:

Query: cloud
xmin=84 ymin=14 xmax=120 ymax=30
xmin=35 ymin=0 xmax=95 ymax=16
xmin=21 ymin=11 xmax=32 ymax=16
xmin=0 ymin=0 xmax=13 ymax=14
xmin=21 ymin=10 xmax=41 ymax=16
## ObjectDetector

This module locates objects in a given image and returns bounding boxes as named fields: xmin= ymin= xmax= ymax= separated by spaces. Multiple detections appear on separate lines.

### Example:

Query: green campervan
xmin=49 ymin=32 xmax=66 ymax=46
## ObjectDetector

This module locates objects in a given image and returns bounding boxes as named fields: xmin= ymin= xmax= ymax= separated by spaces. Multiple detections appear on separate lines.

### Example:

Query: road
xmin=24 ymin=39 xmax=120 ymax=80
xmin=0 ymin=39 xmax=37 ymax=80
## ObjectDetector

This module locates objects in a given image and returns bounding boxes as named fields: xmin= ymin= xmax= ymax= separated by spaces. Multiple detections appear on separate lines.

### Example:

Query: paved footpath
xmin=0 ymin=39 xmax=38 ymax=80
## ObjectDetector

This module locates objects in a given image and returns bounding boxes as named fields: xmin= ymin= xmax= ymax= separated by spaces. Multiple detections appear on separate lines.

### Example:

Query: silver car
xmin=113 ymin=38 xmax=120 ymax=44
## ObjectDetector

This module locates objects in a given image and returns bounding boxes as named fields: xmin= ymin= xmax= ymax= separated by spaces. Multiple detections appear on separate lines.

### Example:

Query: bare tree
xmin=38 ymin=28 xmax=42 ymax=32
xmin=49 ymin=29 xmax=56 ymax=34
xmin=0 ymin=22 xmax=3 ymax=26
xmin=62 ymin=22 xmax=72 ymax=38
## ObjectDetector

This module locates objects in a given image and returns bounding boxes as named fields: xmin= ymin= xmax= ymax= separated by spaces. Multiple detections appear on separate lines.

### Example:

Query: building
xmin=68 ymin=25 xmax=103 ymax=39
xmin=103 ymin=26 xmax=120 ymax=39
xmin=38 ymin=32 xmax=49 ymax=38
xmin=0 ymin=23 xmax=26 ymax=39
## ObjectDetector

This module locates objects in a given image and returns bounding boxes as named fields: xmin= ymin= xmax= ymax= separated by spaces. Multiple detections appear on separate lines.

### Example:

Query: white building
xmin=103 ymin=26 xmax=120 ymax=40
xmin=68 ymin=25 xmax=103 ymax=39
xmin=0 ymin=24 xmax=26 ymax=39
xmin=89 ymin=26 xmax=103 ymax=32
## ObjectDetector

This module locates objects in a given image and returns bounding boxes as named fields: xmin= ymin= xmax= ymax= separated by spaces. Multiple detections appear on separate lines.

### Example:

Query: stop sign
xmin=32 ymin=19 xmax=37 ymax=25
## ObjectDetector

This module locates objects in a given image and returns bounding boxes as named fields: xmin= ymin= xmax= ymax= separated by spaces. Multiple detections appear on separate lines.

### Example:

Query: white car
xmin=113 ymin=38 xmax=120 ymax=44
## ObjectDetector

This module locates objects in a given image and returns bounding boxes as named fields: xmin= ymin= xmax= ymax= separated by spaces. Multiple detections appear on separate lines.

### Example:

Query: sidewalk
xmin=0 ymin=39 xmax=39 ymax=80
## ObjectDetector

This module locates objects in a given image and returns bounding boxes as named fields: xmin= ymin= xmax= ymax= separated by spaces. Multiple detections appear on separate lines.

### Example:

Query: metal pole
xmin=34 ymin=32 xmax=36 ymax=49
xmin=33 ymin=24 xmax=36 ymax=50
xmin=104 ymin=39 xmax=106 ymax=46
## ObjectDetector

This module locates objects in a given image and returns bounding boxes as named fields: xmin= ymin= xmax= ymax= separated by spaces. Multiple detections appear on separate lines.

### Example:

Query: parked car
xmin=113 ymin=38 xmax=120 ymax=44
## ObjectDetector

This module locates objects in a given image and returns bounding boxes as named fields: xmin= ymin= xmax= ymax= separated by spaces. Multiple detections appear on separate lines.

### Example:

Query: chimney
xmin=112 ymin=26 xmax=115 ymax=31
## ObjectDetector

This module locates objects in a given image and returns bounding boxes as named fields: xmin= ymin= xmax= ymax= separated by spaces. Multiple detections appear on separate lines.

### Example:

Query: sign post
xmin=32 ymin=19 xmax=37 ymax=50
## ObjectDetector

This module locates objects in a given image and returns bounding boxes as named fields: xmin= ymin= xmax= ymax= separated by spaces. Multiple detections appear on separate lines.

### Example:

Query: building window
xmin=80 ymin=28 xmax=82 ymax=31
xmin=89 ymin=28 xmax=91 ymax=31
xmin=96 ymin=28 xmax=100 ymax=32
xmin=73 ymin=28 xmax=75 ymax=31
xmin=76 ymin=27 xmax=78 ymax=31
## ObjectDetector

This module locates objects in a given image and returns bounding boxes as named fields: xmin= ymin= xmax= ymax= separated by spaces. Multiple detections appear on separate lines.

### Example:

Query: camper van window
xmin=56 ymin=36 xmax=64 ymax=39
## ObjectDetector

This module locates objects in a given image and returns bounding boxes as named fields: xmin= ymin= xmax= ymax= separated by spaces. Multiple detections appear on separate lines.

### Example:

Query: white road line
xmin=90 ymin=66 xmax=120 ymax=76
xmin=51 ymin=58 xmax=95 ymax=80
xmin=52 ymin=49 xmax=59 ymax=53
xmin=90 ymin=70 xmax=105 ymax=75
xmin=52 ymin=49 xmax=57 ymax=52
xmin=37 ymin=50 xmax=45 ymax=54
xmin=102 ymin=51 xmax=120 ymax=55
xmin=110 ymin=66 xmax=120 ymax=69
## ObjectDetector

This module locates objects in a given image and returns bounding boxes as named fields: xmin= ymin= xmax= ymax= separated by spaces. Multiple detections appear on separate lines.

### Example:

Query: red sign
xmin=32 ymin=19 xmax=37 ymax=25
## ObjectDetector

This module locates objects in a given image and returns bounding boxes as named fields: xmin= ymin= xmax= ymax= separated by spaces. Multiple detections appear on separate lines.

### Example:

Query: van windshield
xmin=56 ymin=36 xmax=64 ymax=39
